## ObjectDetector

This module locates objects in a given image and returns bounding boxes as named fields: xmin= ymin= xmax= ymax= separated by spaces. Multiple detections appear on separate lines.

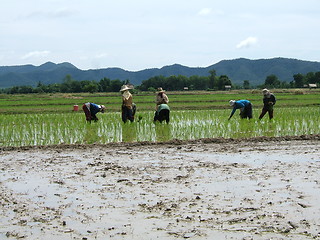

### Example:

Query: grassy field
xmin=0 ymin=89 xmax=319 ymax=114
xmin=0 ymin=89 xmax=319 ymax=147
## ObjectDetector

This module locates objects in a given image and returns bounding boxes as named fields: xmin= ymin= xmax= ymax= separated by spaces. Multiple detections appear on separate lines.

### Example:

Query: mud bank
xmin=0 ymin=138 xmax=319 ymax=239
xmin=1 ymin=134 xmax=319 ymax=152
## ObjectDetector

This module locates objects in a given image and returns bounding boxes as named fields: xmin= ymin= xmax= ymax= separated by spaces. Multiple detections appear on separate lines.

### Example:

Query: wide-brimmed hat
xmin=262 ymin=88 xmax=271 ymax=96
xmin=157 ymin=87 xmax=165 ymax=93
xmin=120 ymin=85 xmax=131 ymax=92
xmin=100 ymin=105 xmax=106 ymax=113
xmin=229 ymin=100 xmax=236 ymax=106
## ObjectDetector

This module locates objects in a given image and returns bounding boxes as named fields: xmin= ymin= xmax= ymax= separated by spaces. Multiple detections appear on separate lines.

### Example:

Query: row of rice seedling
xmin=0 ymin=107 xmax=318 ymax=147
xmin=1 ymin=90 xmax=319 ymax=114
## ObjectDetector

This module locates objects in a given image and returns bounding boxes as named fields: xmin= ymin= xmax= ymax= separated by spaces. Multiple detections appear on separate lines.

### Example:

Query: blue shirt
xmin=89 ymin=103 xmax=101 ymax=116
xmin=230 ymin=100 xmax=251 ymax=116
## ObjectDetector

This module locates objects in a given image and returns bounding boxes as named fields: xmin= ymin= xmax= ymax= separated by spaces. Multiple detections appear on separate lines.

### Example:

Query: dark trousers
xmin=82 ymin=104 xmax=98 ymax=122
xmin=259 ymin=107 xmax=273 ymax=120
xmin=240 ymin=103 xmax=253 ymax=119
xmin=122 ymin=104 xmax=136 ymax=123
xmin=154 ymin=109 xmax=170 ymax=123
xmin=83 ymin=104 xmax=91 ymax=121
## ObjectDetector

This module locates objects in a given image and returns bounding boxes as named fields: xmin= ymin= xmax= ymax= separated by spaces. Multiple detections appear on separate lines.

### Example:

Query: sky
xmin=1 ymin=0 xmax=320 ymax=71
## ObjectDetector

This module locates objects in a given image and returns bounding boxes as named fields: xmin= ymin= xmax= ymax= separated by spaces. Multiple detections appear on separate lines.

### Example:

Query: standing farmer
xmin=259 ymin=89 xmax=276 ymax=120
xmin=120 ymin=85 xmax=136 ymax=123
xmin=228 ymin=100 xmax=253 ymax=120
xmin=155 ymin=87 xmax=169 ymax=108
xmin=82 ymin=102 xmax=106 ymax=122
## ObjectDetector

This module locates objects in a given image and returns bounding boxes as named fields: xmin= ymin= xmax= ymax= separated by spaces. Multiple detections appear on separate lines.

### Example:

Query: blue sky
xmin=1 ymin=0 xmax=319 ymax=70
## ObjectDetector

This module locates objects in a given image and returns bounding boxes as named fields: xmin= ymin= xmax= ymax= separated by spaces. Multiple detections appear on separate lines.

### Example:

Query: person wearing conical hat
xmin=154 ymin=87 xmax=170 ymax=123
xmin=120 ymin=85 xmax=135 ymax=123
xmin=82 ymin=102 xmax=106 ymax=122
xmin=154 ymin=103 xmax=170 ymax=124
xmin=228 ymin=99 xmax=252 ymax=120
xmin=155 ymin=87 xmax=169 ymax=107
xmin=259 ymin=88 xmax=276 ymax=120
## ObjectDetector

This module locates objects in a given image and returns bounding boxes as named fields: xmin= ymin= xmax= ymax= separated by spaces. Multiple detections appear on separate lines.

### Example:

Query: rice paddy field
xmin=1 ymin=90 xmax=320 ymax=240
xmin=0 ymin=89 xmax=319 ymax=147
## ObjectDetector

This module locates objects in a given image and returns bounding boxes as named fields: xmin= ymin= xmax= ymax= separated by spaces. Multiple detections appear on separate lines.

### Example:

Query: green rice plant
xmin=0 ymin=107 xmax=319 ymax=147
xmin=1 ymin=90 xmax=319 ymax=114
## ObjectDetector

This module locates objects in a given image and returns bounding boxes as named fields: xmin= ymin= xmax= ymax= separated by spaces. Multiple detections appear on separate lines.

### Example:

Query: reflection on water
xmin=155 ymin=123 xmax=171 ymax=142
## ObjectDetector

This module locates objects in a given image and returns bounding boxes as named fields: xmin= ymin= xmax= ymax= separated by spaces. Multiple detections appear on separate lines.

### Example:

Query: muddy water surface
xmin=0 ymin=139 xmax=319 ymax=239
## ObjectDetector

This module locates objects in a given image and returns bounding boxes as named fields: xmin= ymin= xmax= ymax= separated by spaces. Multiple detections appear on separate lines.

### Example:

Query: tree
xmin=8 ymin=86 xmax=20 ymax=94
xmin=139 ymin=75 xmax=166 ymax=91
xmin=109 ymin=79 xmax=125 ymax=92
xmin=60 ymin=75 xmax=74 ymax=92
xmin=264 ymin=74 xmax=280 ymax=88
xmin=243 ymin=80 xmax=250 ymax=89
xmin=47 ymin=83 xmax=61 ymax=93
xmin=208 ymin=69 xmax=216 ymax=89
xmin=83 ymin=82 xmax=99 ymax=93
xmin=70 ymin=81 xmax=82 ymax=92
xmin=190 ymin=75 xmax=208 ymax=90
xmin=34 ymin=81 xmax=45 ymax=93
xmin=99 ymin=77 xmax=111 ymax=92
xmin=217 ymin=75 xmax=231 ymax=90
xmin=147 ymin=87 xmax=156 ymax=92
xmin=217 ymin=76 xmax=224 ymax=90
xmin=314 ymin=72 xmax=320 ymax=84
xmin=18 ymin=86 xmax=34 ymax=94
xmin=293 ymin=73 xmax=304 ymax=88
xmin=305 ymin=72 xmax=315 ymax=84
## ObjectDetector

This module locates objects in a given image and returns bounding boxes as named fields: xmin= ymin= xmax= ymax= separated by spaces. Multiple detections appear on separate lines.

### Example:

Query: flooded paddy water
xmin=0 ymin=136 xmax=319 ymax=239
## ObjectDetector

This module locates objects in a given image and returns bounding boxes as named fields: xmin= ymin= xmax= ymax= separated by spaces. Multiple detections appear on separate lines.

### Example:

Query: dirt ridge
xmin=1 ymin=134 xmax=319 ymax=152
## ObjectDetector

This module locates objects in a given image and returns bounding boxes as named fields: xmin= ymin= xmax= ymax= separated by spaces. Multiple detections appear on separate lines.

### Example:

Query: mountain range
xmin=1 ymin=57 xmax=320 ymax=88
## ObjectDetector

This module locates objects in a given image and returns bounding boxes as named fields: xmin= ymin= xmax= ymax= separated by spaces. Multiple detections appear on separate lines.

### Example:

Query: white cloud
xmin=21 ymin=51 xmax=50 ymax=60
xmin=236 ymin=37 xmax=258 ymax=49
xmin=198 ymin=8 xmax=212 ymax=16
xmin=1 ymin=0 xmax=319 ymax=69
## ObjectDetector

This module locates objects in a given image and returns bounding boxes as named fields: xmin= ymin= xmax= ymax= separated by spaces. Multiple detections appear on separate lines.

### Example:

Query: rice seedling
xmin=0 ymin=107 xmax=318 ymax=147
xmin=1 ymin=90 xmax=319 ymax=114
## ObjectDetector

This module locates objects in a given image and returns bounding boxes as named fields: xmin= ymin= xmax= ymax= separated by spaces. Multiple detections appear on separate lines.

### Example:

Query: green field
xmin=0 ymin=89 xmax=319 ymax=147
xmin=0 ymin=89 xmax=319 ymax=114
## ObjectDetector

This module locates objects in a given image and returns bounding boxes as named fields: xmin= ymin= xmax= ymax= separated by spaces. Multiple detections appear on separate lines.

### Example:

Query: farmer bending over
xmin=154 ymin=104 xmax=170 ymax=124
xmin=259 ymin=88 xmax=276 ymax=120
xmin=228 ymin=99 xmax=252 ymax=120
xmin=82 ymin=102 xmax=106 ymax=122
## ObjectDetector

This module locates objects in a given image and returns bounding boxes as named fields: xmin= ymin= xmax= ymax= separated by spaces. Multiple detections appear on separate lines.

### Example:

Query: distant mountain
xmin=211 ymin=58 xmax=320 ymax=84
xmin=1 ymin=57 xmax=320 ymax=88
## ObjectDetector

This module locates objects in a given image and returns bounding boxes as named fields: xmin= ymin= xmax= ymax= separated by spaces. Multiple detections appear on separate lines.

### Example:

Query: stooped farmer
xmin=228 ymin=99 xmax=253 ymax=120
xmin=82 ymin=102 xmax=106 ymax=122
xmin=120 ymin=84 xmax=136 ymax=123
xmin=154 ymin=103 xmax=170 ymax=123
xmin=259 ymin=88 xmax=276 ymax=120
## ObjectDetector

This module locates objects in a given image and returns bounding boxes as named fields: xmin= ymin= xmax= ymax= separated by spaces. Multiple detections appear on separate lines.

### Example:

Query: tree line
xmin=257 ymin=72 xmax=320 ymax=89
xmin=138 ymin=70 xmax=232 ymax=91
xmin=1 ymin=70 xmax=319 ymax=94
xmin=2 ymin=75 xmax=128 ymax=94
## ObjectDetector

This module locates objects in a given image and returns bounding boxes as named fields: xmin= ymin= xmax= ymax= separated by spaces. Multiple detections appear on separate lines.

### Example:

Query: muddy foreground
xmin=0 ymin=136 xmax=319 ymax=240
